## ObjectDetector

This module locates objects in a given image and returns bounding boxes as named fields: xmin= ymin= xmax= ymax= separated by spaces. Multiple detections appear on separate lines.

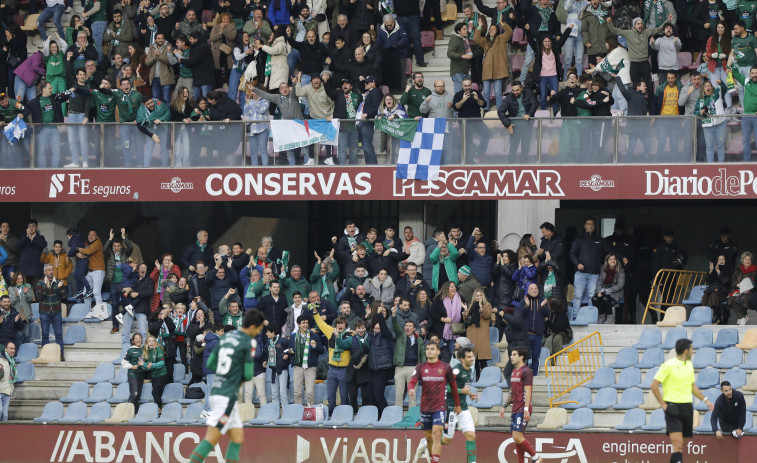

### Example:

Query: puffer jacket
xmin=365 ymin=275 xmax=396 ymax=304
xmin=368 ymin=313 xmax=395 ymax=370
xmin=512 ymin=264 xmax=538 ymax=297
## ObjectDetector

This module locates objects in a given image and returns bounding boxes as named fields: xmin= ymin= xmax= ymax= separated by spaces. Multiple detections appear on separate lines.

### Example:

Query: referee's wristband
xmin=704 ymin=398 xmax=710 ymax=403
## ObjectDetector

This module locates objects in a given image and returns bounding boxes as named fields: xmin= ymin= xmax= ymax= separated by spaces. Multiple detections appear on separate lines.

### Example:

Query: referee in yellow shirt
xmin=651 ymin=338 xmax=714 ymax=463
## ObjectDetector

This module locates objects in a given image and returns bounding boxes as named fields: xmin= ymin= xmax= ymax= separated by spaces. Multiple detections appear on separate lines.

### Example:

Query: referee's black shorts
xmin=664 ymin=402 xmax=694 ymax=438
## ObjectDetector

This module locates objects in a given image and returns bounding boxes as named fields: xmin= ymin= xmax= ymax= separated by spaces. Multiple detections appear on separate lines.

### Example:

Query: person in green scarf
xmin=0 ymin=342 xmax=16 ymax=421
xmin=265 ymin=323 xmax=291 ymax=408
xmin=313 ymin=308 xmax=353 ymax=417
xmin=136 ymin=97 xmax=170 ymax=167
xmin=309 ymin=250 xmax=340 ymax=307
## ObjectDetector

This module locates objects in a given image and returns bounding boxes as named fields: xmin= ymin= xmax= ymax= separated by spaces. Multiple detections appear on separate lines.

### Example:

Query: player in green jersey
xmin=416 ymin=346 xmax=479 ymax=462
xmin=189 ymin=309 xmax=265 ymax=463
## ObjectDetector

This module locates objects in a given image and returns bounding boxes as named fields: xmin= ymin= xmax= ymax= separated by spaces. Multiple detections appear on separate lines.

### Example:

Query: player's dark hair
xmin=355 ymin=319 xmax=365 ymax=328
xmin=296 ymin=314 xmax=310 ymax=324
xmin=721 ymin=381 xmax=731 ymax=389
xmin=675 ymin=338 xmax=693 ymax=355
xmin=426 ymin=340 xmax=440 ymax=350
xmin=293 ymin=291 xmax=302 ymax=298
xmin=213 ymin=323 xmax=225 ymax=332
xmin=458 ymin=346 xmax=474 ymax=359
xmin=243 ymin=309 xmax=265 ymax=328
xmin=512 ymin=346 xmax=530 ymax=361
xmin=265 ymin=323 xmax=280 ymax=335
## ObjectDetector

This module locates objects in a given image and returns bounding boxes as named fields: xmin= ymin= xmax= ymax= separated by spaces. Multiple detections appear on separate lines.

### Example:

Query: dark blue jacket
xmin=253 ymin=332 xmax=267 ymax=376
xmin=466 ymin=235 xmax=494 ymax=287
xmin=0 ymin=308 xmax=24 ymax=345
xmin=290 ymin=330 xmax=324 ymax=368
xmin=512 ymin=265 xmax=538 ymax=296
xmin=17 ymin=233 xmax=47 ymax=277
xmin=518 ymin=297 xmax=549 ymax=336
xmin=238 ymin=266 xmax=260 ymax=310
xmin=181 ymin=241 xmax=214 ymax=269
xmin=570 ymin=232 xmax=608 ymax=275
xmin=206 ymin=267 xmax=239 ymax=310
xmin=258 ymin=294 xmax=290 ymax=331
xmin=267 ymin=335 xmax=291 ymax=374
xmin=711 ymin=390 xmax=747 ymax=432
xmin=368 ymin=313 xmax=395 ymax=371
xmin=203 ymin=332 xmax=220 ymax=376
xmin=376 ymin=23 xmax=409 ymax=58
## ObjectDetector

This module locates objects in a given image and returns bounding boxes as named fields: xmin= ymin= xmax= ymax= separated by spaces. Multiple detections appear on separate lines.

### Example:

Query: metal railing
xmin=544 ymin=331 xmax=605 ymax=408
xmin=642 ymin=269 xmax=708 ymax=324
xmin=1 ymin=114 xmax=751 ymax=169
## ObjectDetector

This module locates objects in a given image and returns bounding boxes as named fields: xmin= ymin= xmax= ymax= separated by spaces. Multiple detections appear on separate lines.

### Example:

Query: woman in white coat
xmin=260 ymin=28 xmax=290 ymax=90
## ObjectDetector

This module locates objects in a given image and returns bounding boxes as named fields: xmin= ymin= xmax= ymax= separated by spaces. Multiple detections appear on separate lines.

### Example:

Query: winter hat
xmin=632 ymin=17 xmax=643 ymax=26
xmin=456 ymin=337 xmax=472 ymax=349
xmin=458 ymin=265 xmax=471 ymax=276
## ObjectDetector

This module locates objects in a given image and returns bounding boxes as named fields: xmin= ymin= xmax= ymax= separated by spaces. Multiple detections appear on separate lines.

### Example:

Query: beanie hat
xmin=458 ymin=265 xmax=471 ymax=276
xmin=456 ymin=337 xmax=473 ymax=349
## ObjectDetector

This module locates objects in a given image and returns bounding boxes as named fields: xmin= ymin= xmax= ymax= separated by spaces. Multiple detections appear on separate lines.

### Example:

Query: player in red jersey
xmin=408 ymin=340 xmax=461 ymax=463
xmin=499 ymin=346 xmax=542 ymax=463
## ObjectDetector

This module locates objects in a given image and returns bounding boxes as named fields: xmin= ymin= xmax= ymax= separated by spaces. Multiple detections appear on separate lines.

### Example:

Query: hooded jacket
xmin=365 ymin=275 xmax=396 ymax=304
xmin=208 ymin=92 xmax=242 ymax=120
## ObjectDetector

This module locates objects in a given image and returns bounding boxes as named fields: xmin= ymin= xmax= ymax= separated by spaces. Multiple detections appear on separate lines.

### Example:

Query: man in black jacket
xmin=359 ymin=75 xmax=382 ymax=164
xmin=711 ymin=381 xmax=747 ymax=439
xmin=258 ymin=281 xmax=289 ymax=329
xmin=569 ymin=218 xmax=608 ymax=320
xmin=650 ymin=229 xmax=687 ymax=321
xmin=120 ymin=263 xmax=154 ymax=350
xmin=350 ymin=47 xmax=379 ymax=94
xmin=498 ymin=81 xmax=537 ymax=162
xmin=287 ymin=29 xmax=328 ymax=79
xmin=182 ymin=230 xmax=214 ymax=272
xmin=613 ymin=74 xmax=648 ymax=159
xmin=338 ymin=285 xmax=374 ymax=319
xmin=177 ymin=30 xmax=214 ymax=100
xmin=336 ymin=220 xmax=367 ymax=280
xmin=574 ymin=77 xmax=614 ymax=157
xmin=538 ymin=222 xmax=567 ymax=279
xmin=23 ymin=82 xmax=68 ymax=168
xmin=550 ymin=69 xmax=583 ymax=160
xmin=394 ymin=263 xmax=431 ymax=301
xmin=366 ymin=241 xmax=408 ymax=284
xmin=326 ymin=78 xmax=362 ymax=165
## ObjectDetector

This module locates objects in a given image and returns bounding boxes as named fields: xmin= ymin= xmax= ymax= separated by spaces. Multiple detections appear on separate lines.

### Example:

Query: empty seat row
xmin=60 ymin=381 xmax=206 ymax=405
xmin=587 ymin=366 xmax=754 ymax=390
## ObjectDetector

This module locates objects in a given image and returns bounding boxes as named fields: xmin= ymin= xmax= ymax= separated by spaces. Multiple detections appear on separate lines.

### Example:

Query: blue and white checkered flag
xmin=395 ymin=118 xmax=445 ymax=181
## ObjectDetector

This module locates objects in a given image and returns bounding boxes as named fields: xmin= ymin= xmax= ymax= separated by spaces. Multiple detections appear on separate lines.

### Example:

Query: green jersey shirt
xmin=178 ymin=48 xmax=192 ymax=79
xmin=732 ymin=34 xmax=757 ymax=66
xmin=208 ymin=330 xmax=256 ymax=400
xmin=93 ymin=90 xmax=116 ymax=122
xmin=86 ymin=0 xmax=108 ymax=23
xmin=738 ymin=0 xmax=757 ymax=29
xmin=39 ymin=96 xmax=56 ymax=123
xmin=400 ymin=87 xmax=432 ymax=118
xmin=446 ymin=363 xmax=473 ymax=411
xmin=0 ymin=99 xmax=24 ymax=122
xmin=110 ymin=89 xmax=143 ymax=122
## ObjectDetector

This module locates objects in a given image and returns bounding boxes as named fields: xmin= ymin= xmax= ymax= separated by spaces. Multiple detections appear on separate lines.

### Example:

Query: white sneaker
xmin=115 ymin=313 xmax=124 ymax=325
xmin=304 ymin=158 xmax=315 ymax=166
xmin=82 ymin=162 xmax=88 ymax=168
xmin=124 ymin=305 xmax=134 ymax=317
xmin=414 ymin=438 xmax=428 ymax=460
xmin=323 ymin=157 xmax=335 ymax=165
xmin=64 ymin=162 xmax=78 ymax=168
xmin=738 ymin=315 xmax=749 ymax=325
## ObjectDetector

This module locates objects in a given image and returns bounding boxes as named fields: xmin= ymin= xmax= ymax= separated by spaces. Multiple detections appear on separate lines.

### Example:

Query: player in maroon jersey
xmin=499 ymin=346 xmax=542 ymax=463
xmin=408 ymin=340 xmax=461 ymax=463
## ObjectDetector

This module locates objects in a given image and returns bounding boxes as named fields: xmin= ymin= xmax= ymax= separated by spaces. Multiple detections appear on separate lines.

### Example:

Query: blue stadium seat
xmin=315 ymin=382 xmax=327 ymax=405
xmin=642 ymin=409 xmax=666 ymax=431
xmin=179 ymin=383 xmax=207 ymax=404
xmin=29 ymin=323 xmax=41 ymax=343
xmin=471 ymin=366 xmax=502 ymax=388
xmin=610 ymin=348 xmax=639 ymax=369
xmin=62 ymin=303 xmax=91 ymax=323
xmin=63 ymin=325 xmax=86 ymax=345
xmin=694 ymin=389 xmax=721 ymax=411
xmin=489 ymin=327 xmax=499 ymax=345
xmin=723 ymin=368 xmax=747 ymax=389
xmin=633 ymin=327 xmax=662 ymax=349
xmin=139 ymin=383 xmax=153 ymax=403
xmin=249 ymin=403 xmax=281 ymax=425
xmin=153 ymin=403 xmax=183 ymax=424
xmin=161 ymin=383 xmax=184 ymax=404
xmin=587 ymin=367 xmax=615 ymax=389
xmin=683 ymin=306 xmax=712 ymax=327
xmin=59 ymin=402 xmax=88 ymax=423
xmin=743 ymin=411 xmax=754 ymax=432
xmin=129 ymin=403 xmax=159 ymax=424
xmin=613 ymin=367 xmax=641 ymax=389
xmin=639 ymin=367 xmax=660 ymax=389
xmin=470 ymin=386 xmax=503 ymax=408
xmin=172 ymin=364 xmax=186 ymax=384
xmin=31 ymin=303 xmax=39 ymax=322
xmin=588 ymin=387 xmax=617 ymax=410
xmin=320 ymin=405 xmax=352 ymax=426
xmin=274 ymin=404 xmax=305 ymax=425
xmin=466 ymin=387 xmax=477 ymax=407
xmin=563 ymin=408 xmax=594 ymax=430
xmin=34 ymin=402 xmax=64 ymax=423
xmin=14 ymin=343 xmax=38 ymax=363
xmin=110 ymin=368 xmax=128 ymax=385
xmin=177 ymin=403 xmax=206 ymax=424
xmin=692 ymin=328 xmax=714 ymax=349
xmin=748 ymin=395 xmax=757 ymax=412
xmin=86 ymin=363 xmax=115 ymax=384
xmin=108 ymin=383 xmax=130 ymax=403
xmin=15 ymin=362 xmax=34 ymax=383
xmin=710 ymin=328 xmax=739 ymax=349
xmin=561 ymin=387 xmax=591 ymax=409
xmin=741 ymin=350 xmax=757 ymax=369
xmin=347 ymin=405 xmax=378 ymax=427
xmin=636 ymin=347 xmax=664 ymax=369
xmin=374 ymin=406 xmax=404 ymax=427
xmin=695 ymin=368 xmax=720 ymax=390
xmin=693 ymin=347 xmax=717 ymax=369
xmin=613 ymin=387 xmax=644 ymax=410
xmin=81 ymin=402 xmax=111 ymax=423
xmin=682 ymin=285 xmax=706 ymax=305
xmin=488 ymin=346 xmax=501 ymax=366
xmin=84 ymin=382 xmax=113 ymax=403
xmin=714 ymin=347 xmax=744 ymax=369
xmin=695 ymin=411 xmax=714 ymax=433
xmin=383 ymin=385 xmax=395 ymax=406
xmin=660 ymin=327 xmax=688 ymax=349
xmin=571 ymin=306 xmax=598 ymax=326
xmin=615 ymin=408 xmax=646 ymax=431
xmin=61 ymin=382 xmax=89 ymax=403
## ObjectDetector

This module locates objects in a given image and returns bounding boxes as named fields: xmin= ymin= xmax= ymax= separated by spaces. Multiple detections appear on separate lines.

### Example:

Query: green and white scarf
xmin=644 ymin=0 xmax=666 ymax=27
xmin=543 ymin=271 xmax=556 ymax=298
xmin=537 ymin=6 xmax=552 ymax=31
xmin=587 ymin=5 xmax=608 ymax=25
xmin=268 ymin=335 xmax=278 ymax=367
xmin=598 ymin=57 xmax=625 ymax=75
xmin=295 ymin=330 xmax=311 ymax=368
xmin=3 ymin=351 xmax=16 ymax=383
xmin=264 ymin=54 xmax=272 ymax=77
xmin=196 ymin=240 xmax=207 ymax=252
xmin=332 ymin=331 xmax=346 ymax=362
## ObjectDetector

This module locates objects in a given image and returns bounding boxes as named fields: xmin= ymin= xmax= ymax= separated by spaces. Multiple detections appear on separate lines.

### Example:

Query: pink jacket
xmin=14 ymin=51 xmax=45 ymax=86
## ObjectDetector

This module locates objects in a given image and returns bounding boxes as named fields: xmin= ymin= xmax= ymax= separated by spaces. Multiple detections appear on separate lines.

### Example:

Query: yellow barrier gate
xmin=545 ymin=331 xmax=604 ymax=408
xmin=642 ymin=269 xmax=707 ymax=324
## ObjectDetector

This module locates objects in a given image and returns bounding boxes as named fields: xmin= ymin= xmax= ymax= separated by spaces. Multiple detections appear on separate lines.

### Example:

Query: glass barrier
xmin=2 ymin=116 xmax=753 ymax=169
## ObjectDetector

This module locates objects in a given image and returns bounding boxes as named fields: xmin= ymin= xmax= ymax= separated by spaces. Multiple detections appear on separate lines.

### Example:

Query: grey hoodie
xmin=650 ymin=35 xmax=682 ymax=71
xmin=608 ymin=22 xmax=664 ymax=62
xmin=419 ymin=90 xmax=454 ymax=118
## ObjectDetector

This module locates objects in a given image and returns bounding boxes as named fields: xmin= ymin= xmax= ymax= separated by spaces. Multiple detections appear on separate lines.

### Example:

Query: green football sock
xmin=225 ymin=442 xmax=241 ymax=463
xmin=466 ymin=440 xmax=477 ymax=463
xmin=189 ymin=440 xmax=214 ymax=463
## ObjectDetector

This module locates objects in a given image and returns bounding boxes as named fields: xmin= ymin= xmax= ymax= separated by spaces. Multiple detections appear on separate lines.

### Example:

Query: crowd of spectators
xmin=1 ymin=0 xmax=756 ymax=168
xmin=0 ymin=216 xmax=755 ymax=418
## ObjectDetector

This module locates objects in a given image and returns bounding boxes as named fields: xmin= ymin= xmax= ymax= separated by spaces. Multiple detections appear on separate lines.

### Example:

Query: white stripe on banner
xmin=396 ymin=118 xmax=446 ymax=181
xmin=270 ymin=119 xmax=340 ymax=152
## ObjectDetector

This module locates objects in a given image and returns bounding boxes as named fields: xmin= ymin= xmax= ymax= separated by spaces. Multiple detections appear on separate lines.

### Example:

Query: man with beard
xmin=326 ymin=78 xmax=362 ymax=165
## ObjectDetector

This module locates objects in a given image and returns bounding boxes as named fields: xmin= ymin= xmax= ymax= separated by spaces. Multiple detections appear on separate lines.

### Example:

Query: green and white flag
xmin=375 ymin=118 xmax=418 ymax=142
